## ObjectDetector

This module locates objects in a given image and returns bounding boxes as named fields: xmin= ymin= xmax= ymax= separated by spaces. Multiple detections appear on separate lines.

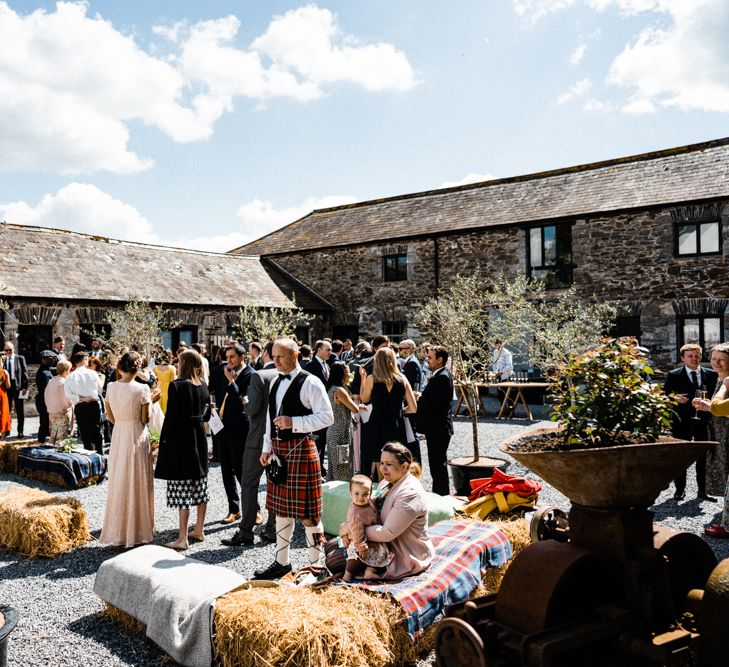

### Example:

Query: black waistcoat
xmin=269 ymin=369 xmax=313 ymax=440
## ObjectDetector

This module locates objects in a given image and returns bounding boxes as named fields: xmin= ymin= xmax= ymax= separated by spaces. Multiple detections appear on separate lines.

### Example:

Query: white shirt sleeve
xmin=63 ymin=373 xmax=80 ymax=404
xmin=291 ymin=375 xmax=334 ymax=434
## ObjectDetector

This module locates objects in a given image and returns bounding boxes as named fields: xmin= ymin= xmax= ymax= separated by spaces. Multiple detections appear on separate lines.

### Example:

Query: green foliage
xmin=57 ymin=437 xmax=79 ymax=453
xmin=551 ymin=337 xmax=674 ymax=447
xmin=233 ymin=301 xmax=311 ymax=345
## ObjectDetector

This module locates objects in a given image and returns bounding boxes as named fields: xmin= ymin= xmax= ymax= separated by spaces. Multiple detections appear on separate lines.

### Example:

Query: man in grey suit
xmin=222 ymin=347 xmax=278 ymax=546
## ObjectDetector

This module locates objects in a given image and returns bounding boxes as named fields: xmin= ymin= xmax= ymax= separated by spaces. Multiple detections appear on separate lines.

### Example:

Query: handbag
xmin=324 ymin=537 xmax=347 ymax=576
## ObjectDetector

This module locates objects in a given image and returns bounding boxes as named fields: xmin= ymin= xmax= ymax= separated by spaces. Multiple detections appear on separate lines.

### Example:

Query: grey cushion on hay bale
xmin=93 ymin=545 xmax=245 ymax=667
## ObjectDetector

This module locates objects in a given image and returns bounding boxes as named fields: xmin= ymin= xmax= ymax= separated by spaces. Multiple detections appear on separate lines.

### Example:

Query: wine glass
xmin=693 ymin=387 xmax=707 ymax=420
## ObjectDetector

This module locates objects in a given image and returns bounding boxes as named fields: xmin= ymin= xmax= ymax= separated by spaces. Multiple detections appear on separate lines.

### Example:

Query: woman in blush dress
xmin=100 ymin=351 xmax=157 ymax=548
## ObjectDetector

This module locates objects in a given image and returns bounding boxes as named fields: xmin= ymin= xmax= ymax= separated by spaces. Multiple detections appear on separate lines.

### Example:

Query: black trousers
xmin=75 ymin=401 xmax=103 ymax=455
xmin=424 ymin=429 xmax=452 ymax=496
xmin=8 ymin=385 xmax=25 ymax=435
xmin=36 ymin=402 xmax=49 ymax=443
xmin=236 ymin=446 xmax=270 ymax=539
xmin=673 ymin=420 xmax=709 ymax=496
xmin=220 ymin=429 xmax=244 ymax=514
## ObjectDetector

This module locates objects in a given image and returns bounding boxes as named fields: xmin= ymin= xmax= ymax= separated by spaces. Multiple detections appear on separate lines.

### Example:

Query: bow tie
xmin=279 ymin=373 xmax=291 ymax=380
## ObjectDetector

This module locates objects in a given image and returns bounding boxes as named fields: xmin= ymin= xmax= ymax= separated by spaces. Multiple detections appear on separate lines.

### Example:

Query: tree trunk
xmin=467 ymin=382 xmax=480 ymax=463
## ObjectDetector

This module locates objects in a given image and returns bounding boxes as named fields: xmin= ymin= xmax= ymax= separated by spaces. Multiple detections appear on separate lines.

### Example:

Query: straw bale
xmin=479 ymin=515 xmax=531 ymax=593
xmin=103 ymin=603 xmax=147 ymax=633
xmin=0 ymin=487 xmax=91 ymax=558
xmin=1 ymin=439 xmax=36 ymax=474
xmin=214 ymin=583 xmax=415 ymax=667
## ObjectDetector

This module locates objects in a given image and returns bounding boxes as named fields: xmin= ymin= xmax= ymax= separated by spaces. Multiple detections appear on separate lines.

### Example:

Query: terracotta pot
xmin=500 ymin=425 xmax=716 ymax=509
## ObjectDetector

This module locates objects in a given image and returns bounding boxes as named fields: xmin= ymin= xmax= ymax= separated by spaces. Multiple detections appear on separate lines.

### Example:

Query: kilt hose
xmin=266 ymin=437 xmax=322 ymax=521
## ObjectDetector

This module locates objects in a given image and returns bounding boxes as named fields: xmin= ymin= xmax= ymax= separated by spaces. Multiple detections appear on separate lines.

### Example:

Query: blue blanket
xmin=17 ymin=446 xmax=107 ymax=489
xmin=352 ymin=519 xmax=512 ymax=636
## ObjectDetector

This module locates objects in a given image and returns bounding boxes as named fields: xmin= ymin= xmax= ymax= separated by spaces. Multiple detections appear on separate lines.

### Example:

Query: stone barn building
xmin=0 ymin=224 xmax=332 ymax=364
xmin=233 ymin=137 xmax=729 ymax=370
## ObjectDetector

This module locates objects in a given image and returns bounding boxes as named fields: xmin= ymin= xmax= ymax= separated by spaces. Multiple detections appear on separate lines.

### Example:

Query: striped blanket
xmin=17 ymin=446 xmax=107 ymax=489
xmin=354 ymin=519 xmax=512 ymax=636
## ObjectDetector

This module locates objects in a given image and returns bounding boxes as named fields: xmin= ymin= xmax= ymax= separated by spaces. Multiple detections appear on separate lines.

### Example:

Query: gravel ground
xmin=2 ymin=401 xmax=728 ymax=667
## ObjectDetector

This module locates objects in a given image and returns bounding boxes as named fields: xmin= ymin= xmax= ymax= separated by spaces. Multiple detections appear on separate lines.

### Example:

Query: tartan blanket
xmin=352 ymin=519 xmax=512 ymax=636
xmin=17 ymin=446 xmax=107 ymax=489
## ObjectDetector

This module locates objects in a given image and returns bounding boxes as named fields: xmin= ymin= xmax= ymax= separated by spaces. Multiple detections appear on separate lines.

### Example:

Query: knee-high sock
xmin=305 ymin=522 xmax=325 ymax=565
xmin=275 ymin=517 xmax=295 ymax=566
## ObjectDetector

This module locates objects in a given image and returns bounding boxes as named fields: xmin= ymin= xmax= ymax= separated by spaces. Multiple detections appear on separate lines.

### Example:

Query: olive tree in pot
xmin=414 ymin=273 xmax=616 ymax=495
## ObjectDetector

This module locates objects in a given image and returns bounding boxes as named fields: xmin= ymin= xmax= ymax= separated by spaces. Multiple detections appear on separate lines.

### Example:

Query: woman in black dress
xmin=155 ymin=349 xmax=210 ymax=550
xmin=359 ymin=347 xmax=417 ymax=480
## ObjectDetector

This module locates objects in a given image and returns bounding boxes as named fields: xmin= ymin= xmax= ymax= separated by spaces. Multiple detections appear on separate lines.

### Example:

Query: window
xmin=383 ymin=254 xmax=407 ymax=282
xmin=382 ymin=320 xmax=407 ymax=342
xmin=17 ymin=324 xmax=52 ymax=364
xmin=79 ymin=324 xmax=112 ymax=350
xmin=675 ymin=220 xmax=721 ymax=256
xmin=527 ymin=224 xmax=573 ymax=288
xmin=678 ymin=315 xmax=722 ymax=356
xmin=160 ymin=326 xmax=197 ymax=351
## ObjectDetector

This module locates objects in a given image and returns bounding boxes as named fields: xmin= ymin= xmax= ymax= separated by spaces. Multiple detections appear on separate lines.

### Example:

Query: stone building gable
xmin=234 ymin=137 xmax=729 ymax=256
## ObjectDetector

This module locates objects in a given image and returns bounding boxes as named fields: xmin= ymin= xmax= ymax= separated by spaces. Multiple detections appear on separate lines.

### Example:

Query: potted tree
xmin=414 ymin=273 xmax=616 ymax=495
xmin=500 ymin=337 xmax=713 ymax=508
xmin=0 ymin=605 xmax=17 ymax=667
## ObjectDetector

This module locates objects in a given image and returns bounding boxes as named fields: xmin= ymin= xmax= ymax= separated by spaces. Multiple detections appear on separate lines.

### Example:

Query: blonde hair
xmin=372 ymin=347 xmax=405 ymax=385
xmin=349 ymin=474 xmax=373 ymax=491
xmin=56 ymin=359 xmax=72 ymax=375
xmin=178 ymin=349 xmax=203 ymax=382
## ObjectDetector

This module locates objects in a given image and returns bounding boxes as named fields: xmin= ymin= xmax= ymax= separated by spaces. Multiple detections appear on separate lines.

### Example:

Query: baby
xmin=342 ymin=474 xmax=393 ymax=582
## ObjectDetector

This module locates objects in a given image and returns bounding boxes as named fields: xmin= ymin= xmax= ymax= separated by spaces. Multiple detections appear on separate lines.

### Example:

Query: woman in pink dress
xmin=100 ymin=351 xmax=156 ymax=547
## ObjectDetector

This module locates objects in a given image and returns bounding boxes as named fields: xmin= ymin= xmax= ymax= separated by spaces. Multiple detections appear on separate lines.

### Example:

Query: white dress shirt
xmin=492 ymin=346 xmax=513 ymax=379
xmin=262 ymin=365 xmax=334 ymax=454
xmin=684 ymin=365 xmax=704 ymax=387
xmin=63 ymin=366 xmax=104 ymax=404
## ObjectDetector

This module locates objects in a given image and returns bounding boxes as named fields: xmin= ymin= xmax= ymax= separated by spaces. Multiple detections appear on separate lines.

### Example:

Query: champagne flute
xmin=693 ymin=386 xmax=707 ymax=420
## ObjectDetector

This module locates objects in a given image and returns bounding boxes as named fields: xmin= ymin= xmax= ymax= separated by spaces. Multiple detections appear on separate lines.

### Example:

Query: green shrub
xmin=551 ymin=337 xmax=674 ymax=447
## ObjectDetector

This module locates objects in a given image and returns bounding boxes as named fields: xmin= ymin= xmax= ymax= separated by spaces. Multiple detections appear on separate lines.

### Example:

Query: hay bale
xmin=214 ymin=583 xmax=415 ymax=667
xmin=479 ymin=516 xmax=531 ymax=593
xmin=103 ymin=603 xmax=147 ymax=634
xmin=1 ymin=439 xmax=36 ymax=474
xmin=0 ymin=487 xmax=91 ymax=558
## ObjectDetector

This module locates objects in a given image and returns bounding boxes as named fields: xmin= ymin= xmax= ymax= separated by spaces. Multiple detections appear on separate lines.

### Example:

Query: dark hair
xmin=119 ymin=351 xmax=143 ymax=374
xmin=372 ymin=335 xmax=390 ymax=350
xmin=71 ymin=351 xmax=88 ymax=366
xmin=264 ymin=341 xmax=275 ymax=359
xmin=355 ymin=341 xmax=371 ymax=355
xmin=300 ymin=343 xmax=312 ymax=358
xmin=53 ymin=335 xmax=64 ymax=344
xmin=431 ymin=345 xmax=449 ymax=365
xmin=71 ymin=343 xmax=87 ymax=357
xmin=178 ymin=349 xmax=203 ymax=381
xmin=381 ymin=441 xmax=413 ymax=465
xmin=225 ymin=342 xmax=246 ymax=358
xmin=331 ymin=339 xmax=343 ymax=354
xmin=315 ymin=340 xmax=330 ymax=352
xmin=329 ymin=361 xmax=348 ymax=387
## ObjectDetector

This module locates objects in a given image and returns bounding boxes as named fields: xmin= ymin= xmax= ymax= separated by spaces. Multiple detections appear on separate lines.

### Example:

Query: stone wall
xmin=267 ymin=200 xmax=729 ymax=370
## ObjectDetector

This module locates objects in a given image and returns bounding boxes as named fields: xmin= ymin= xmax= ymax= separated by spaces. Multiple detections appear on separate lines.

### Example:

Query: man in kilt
xmin=254 ymin=338 xmax=334 ymax=580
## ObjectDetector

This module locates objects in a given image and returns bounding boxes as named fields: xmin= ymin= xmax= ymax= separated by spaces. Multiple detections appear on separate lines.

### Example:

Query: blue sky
xmin=1 ymin=0 xmax=727 ymax=251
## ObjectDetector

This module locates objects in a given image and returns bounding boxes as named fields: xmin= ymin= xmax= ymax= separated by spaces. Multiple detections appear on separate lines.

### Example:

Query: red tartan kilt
xmin=267 ymin=437 xmax=322 ymax=520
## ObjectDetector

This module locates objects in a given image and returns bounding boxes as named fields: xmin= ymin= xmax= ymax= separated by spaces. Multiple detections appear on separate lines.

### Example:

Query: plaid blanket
xmin=353 ymin=519 xmax=512 ymax=636
xmin=17 ymin=446 xmax=107 ymax=489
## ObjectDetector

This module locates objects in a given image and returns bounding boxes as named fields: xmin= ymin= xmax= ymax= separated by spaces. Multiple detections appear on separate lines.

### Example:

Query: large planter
xmin=500 ymin=425 xmax=716 ymax=509
xmin=447 ymin=456 xmax=510 ymax=496
xmin=0 ymin=606 xmax=17 ymax=667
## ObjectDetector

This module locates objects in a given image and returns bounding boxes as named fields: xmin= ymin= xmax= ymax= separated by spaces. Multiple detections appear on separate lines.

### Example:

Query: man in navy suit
xmin=664 ymin=343 xmax=718 ymax=501
xmin=218 ymin=343 xmax=254 ymax=523
xmin=305 ymin=340 xmax=332 ymax=470
xmin=416 ymin=346 xmax=454 ymax=496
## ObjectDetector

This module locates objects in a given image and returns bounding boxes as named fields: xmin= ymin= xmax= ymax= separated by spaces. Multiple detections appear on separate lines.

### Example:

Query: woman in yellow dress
xmin=154 ymin=350 xmax=177 ymax=413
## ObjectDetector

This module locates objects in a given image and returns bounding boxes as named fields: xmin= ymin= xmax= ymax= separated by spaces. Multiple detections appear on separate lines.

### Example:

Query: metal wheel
xmin=529 ymin=505 xmax=569 ymax=543
xmin=435 ymin=617 xmax=488 ymax=667
xmin=698 ymin=559 xmax=729 ymax=667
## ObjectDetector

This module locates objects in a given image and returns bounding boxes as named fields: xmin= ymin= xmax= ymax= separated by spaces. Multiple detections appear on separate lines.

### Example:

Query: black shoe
xmin=674 ymin=491 xmax=686 ymax=500
xmin=698 ymin=493 xmax=717 ymax=502
xmin=258 ymin=530 xmax=276 ymax=543
xmin=221 ymin=532 xmax=254 ymax=547
xmin=252 ymin=561 xmax=292 ymax=580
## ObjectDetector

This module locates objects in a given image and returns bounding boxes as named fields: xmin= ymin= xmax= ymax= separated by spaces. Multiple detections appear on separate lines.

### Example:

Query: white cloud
xmin=0 ymin=183 xmax=160 ymax=243
xmin=606 ymin=0 xmax=729 ymax=113
xmin=570 ymin=42 xmax=587 ymax=64
xmin=582 ymin=97 xmax=612 ymax=111
xmin=557 ymin=78 xmax=592 ymax=104
xmin=439 ymin=173 xmax=497 ymax=188
xmin=0 ymin=2 xmax=417 ymax=175
xmin=512 ymin=0 xmax=577 ymax=23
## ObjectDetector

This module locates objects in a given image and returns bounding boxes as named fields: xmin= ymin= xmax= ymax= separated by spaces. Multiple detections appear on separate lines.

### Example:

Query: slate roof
xmin=0 ymin=223 xmax=295 ymax=308
xmin=234 ymin=137 xmax=729 ymax=256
